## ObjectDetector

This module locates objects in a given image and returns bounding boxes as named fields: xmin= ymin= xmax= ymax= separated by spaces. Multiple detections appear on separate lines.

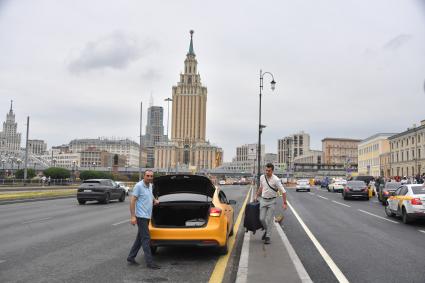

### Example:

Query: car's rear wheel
xmin=78 ymin=199 xmax=86 ymax=205
xmin=296 ymin=189 xmax=299 ymax=192
xmin=218 ymin=233 xmax=229 ymax=255
xmin=402 ymin=207 xmax=412 ymax=224
xmin=119 ymin=192 xmax=125 ymax=202
xmin=385 ymin=205 xmax=395 ymax=217
xmin=307 ymin=189 xmax=310 ymax=192
xmin=102 ymin=193 xmax=110 ymax=204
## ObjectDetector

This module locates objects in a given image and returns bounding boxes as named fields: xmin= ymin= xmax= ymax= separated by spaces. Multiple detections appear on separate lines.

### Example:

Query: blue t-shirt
xmin=132 ymin=181 xmax=153 ymax=219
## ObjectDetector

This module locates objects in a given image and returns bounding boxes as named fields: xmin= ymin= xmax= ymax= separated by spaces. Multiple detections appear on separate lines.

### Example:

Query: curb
xmin=0 ymin=195 xmax=76 ymax=205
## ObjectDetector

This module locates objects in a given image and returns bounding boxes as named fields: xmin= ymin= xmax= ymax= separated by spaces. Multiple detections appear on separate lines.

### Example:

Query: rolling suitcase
xmin=244 ymin=201 xmax=263 ymax=234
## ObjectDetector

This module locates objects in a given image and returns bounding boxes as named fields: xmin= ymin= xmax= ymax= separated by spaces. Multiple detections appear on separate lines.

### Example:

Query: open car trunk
xmin=152 ymin=202 xmax=211 ymax=228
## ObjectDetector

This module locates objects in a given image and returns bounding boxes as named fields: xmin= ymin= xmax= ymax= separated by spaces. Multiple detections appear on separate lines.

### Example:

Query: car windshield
xmin=412 ymin=186 xmax=425 ymax=195
xmin=347 ymin=181 xmax=365 ymax=187
xmin=385 ymin=183 xmax=401 ymax=190
xmin=298 ymin=180 xmax=308 ymax=184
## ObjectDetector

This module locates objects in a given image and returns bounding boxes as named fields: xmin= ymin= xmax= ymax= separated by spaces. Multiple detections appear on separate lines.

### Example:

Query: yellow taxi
xmin=149 ymin=175 xmax=236 ymax=255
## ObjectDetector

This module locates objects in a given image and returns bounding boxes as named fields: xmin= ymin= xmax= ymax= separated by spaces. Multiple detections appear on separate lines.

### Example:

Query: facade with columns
xmin=0 ymin=101 xmax=21 ymax=154
xmin=154 ymin=31 xmax=223 ymax=170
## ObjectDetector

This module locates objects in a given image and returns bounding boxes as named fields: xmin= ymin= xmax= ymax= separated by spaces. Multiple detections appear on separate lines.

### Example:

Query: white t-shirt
xmin=260 ymin=174 xmax=286 ymax=198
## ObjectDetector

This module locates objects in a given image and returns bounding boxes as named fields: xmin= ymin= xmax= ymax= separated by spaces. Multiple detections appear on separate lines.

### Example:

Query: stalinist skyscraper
xmin=155 ymin=31 xmax=222 ymax=171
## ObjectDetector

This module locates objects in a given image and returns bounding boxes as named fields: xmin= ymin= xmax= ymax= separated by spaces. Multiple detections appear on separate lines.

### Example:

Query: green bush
xmin=79 ymin=170 xmax=113 ymax=180
xmin=14 ymin=169 xmax=36 ymax=179
xmin=43 ymin=167 xmax=71 ymax=179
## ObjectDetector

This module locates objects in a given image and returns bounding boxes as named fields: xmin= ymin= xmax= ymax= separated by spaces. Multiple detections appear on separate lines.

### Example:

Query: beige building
xmin=278 ymin=131 xmax=310 ymax=170
xmin=380 ymin=152 xmax=391 ymax=178
xmin=322 ymin=138 xmax=360 ymax=165
xmin=154 ymin=31 xmax=222 ymax=170
xmin=293 ymin=150 xmax=323 ymax=165
xmin=389 ymin=120 xmax=425 ymax=177
xmin=358 ymin=133 xmax=395 ymax=177
xmin=28 ymin=139 xmax=47 ymax=155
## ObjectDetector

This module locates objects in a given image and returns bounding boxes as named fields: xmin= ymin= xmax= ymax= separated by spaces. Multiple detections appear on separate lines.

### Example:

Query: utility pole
xmin=139 ymin=101 xmax=143 ymax=181
xmin=24 ymin=116 xmax=29 ymax=182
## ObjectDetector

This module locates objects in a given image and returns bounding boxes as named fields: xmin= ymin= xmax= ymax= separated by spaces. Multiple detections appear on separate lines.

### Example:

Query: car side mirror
xmin=228 ymin=200 xmax=237 ymax=205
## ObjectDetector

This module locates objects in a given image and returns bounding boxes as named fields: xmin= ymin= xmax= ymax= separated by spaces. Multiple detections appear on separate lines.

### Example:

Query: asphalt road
xmin=282 ymin=186 xmax=425 ymax=283
xmin=0 ymin=184 xmax=250 ymax=283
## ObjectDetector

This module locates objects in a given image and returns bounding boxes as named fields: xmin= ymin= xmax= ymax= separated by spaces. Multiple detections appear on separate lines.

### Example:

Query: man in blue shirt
xmin=127 ymin=170 xmax=160 ymax=269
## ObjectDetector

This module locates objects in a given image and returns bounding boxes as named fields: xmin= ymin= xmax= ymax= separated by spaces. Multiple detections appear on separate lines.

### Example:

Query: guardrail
xmin=0 ymin=179 xmax=77 ymax=187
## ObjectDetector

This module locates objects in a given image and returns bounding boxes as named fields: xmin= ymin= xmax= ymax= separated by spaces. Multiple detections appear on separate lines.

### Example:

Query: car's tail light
xmin=344 ymin=187 xmax=350 ymax=192
xmin=383 ymin=191 xmax=389 ymax=196
xmin=411 ymin=198 xmax=423 ymax=205
xmin=209 ymin=207 xmax=222 ymax=217
xmin=362 ymin=187 xmax=368 ymax=192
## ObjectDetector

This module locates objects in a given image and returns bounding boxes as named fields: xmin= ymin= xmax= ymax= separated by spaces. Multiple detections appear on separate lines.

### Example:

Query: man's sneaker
xmin=262 ymin=231 xmax=266 ymax=240
xmin=147 ymin=263 xmax=161 ymax=269
xmin=127 ymin=258 xmax=139 ymax=265
xmin=264 ymin=237 xmax=271 ymax=244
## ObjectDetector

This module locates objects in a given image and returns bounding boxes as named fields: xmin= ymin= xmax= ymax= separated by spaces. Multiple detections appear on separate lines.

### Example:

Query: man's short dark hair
xmin=266 ymin=163 xmax=274 ymax=171
xmin=144 ymin=170 xmax=154 ymax=176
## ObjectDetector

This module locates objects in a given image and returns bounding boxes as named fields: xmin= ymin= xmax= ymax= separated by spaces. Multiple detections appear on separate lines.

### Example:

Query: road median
xmin=0 ymin=189 xmax=77 ymax=202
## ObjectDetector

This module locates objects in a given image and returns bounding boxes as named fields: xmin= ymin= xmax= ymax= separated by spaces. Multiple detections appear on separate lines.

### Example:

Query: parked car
xmin=115 ymin=181 xmax=130 ymax=195
xmin=296 ymin=179 xmax=311 ymax=192
xmin=328 ymin=179 xmax=346 ymax=193
xmin=77 ymin=179 xmax=126 ymax=204
xmin=219 ymin=180 xmax=226 ymax=185
xmin=342 ymin=181 xmax=368 ymax=200
xmin=378 ymin=182 xmax=401 ymax=205
xmin=385 ymin=184 xmax=425 ymax=224
xmin=149 ymin=175 xmax=236 ymax=255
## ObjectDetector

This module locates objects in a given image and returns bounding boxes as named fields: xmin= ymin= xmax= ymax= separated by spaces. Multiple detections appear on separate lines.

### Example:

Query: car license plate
xmin=84 ymin=190 xmax=91 ymax=192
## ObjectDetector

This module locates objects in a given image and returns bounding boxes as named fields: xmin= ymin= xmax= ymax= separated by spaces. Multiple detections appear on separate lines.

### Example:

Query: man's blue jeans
xmin=128 ymin=217 xmax=153 ymax=265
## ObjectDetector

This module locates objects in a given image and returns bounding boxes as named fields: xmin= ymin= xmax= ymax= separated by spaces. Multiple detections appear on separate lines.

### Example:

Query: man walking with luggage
xmin=127 ymin=170 xmax=160 ymax=269
xmin=254 ymin=163 xmax=287 ymax=244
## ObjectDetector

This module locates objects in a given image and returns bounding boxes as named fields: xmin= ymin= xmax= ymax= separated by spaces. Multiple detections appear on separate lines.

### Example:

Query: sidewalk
xmin=236 ymin=198 xmax=312 ymax=283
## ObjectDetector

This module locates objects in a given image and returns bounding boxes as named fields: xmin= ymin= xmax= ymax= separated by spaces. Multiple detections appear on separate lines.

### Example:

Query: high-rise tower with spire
xmin=154 ymin=31 xmax=222 ymax=170
xmin=0 ymin=100 xmax=22 ymax=153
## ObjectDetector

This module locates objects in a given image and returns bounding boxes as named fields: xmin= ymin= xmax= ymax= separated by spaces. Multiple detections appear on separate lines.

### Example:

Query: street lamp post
xmin=72 ymin=161 xmax=76 ymax=182
xmin=93 ymin=162 xmax=96 ymax=171
xmin=164 ymin=97 xmax=173 ymax=174
xmin=257 ymin=70 xmax=276 ymax=189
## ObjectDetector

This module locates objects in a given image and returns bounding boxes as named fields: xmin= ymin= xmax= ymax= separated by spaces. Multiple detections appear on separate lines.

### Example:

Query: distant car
xmin=353 ymin=175 xmax=376 ymax=196
xmin=385 ymin=184 xmax=425 ymax=224
xmin=342 ymin=181 xmax=368 ymax=200
xmin=328 ymin=179 xmax=346 ymax=193
xmin=77 ymin=179 xmax=126 ymax=204
xmin=115 ymin=181 xmax=130 ymax=195
xmin=378 ymin=182 xmax=401 ymax=205
xmin=321 ymin=178 xmax=330 ymax=189
xmin=219 ymin=180 xmax=226 ymax=185
xmin=296 ymin=179 xmax=310 ymax=192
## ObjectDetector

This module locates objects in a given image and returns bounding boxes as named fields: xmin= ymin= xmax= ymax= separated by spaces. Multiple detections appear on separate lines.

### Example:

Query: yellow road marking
xmin=209 ymin=186 xmax=252 ymax=283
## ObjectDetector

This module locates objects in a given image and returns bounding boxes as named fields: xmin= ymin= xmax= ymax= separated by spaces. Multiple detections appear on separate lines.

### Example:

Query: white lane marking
xmin=287 ymin=201 xmax=349 ymax=283
xmin=236 ymin=186 xmax=254 ymax=283
xmin=22 ymin=217 xmax=52 ymax=224
xmin=317 ymin=195 xmax=329 ymax=200
xmin=308 ymin=192 xmax=315 ymax=195
xmin=0 ymin=260 xmax=6 ymax=264
xmin=112 ymin=219 xmax=130 ymax=226
xmin=332 ymin=200 xmax=351 ymax=208
xmin=274 ymin=222 xmax=313 ymax=282
xmin=418 ymin=230 xmax=425 ymax=234
xmin=358 ymin=209 xmax=399 ymax=224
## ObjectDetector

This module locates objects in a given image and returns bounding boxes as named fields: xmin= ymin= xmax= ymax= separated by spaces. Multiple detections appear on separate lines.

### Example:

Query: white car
xmin=115 ymin=181 xmax=130 ymax=195
xmin=385 ymin=184 xmax=425 ymax=224
xmin=219 ymin=180 xmax=226 ymax=185
xmin=328 ymin=179 xmax=346 ymax=193
xmin=296 ymin=179 xmax=310 ymax=192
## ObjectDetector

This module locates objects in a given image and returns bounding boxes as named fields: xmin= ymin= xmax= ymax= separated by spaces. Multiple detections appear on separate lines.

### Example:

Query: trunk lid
xmin=153 ymin=175 xmax=216 ymax=198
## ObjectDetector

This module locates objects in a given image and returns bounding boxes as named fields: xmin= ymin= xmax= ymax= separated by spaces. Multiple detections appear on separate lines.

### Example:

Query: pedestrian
xmin=127 ymin=170 xmax=160 ymax=269
xmin=41 ymin=176 xmax=46 ymax=187
xmin=47 ymin=176 xmax=51 ymax=186
xmin=254 ymin=163 xmax=287 ymax=244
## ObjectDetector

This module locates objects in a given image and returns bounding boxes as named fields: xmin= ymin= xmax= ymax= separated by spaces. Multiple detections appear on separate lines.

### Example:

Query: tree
xmin=79 ymin=170 xmax=112 ymax=180
xmin=14 ymin=169 xmax=36 ymax=179
xmin=43 ymin=167 xmax=71 ymax=179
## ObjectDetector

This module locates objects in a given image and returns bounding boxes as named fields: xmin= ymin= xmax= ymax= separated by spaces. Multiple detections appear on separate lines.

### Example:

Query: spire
xmin=10 ymin=100 xmax=13 ymax=111
xmin=187 ymin=30 xmax=195 ymax=56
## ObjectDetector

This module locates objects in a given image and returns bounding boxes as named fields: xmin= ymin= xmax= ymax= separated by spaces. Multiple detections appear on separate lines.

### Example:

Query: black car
xmin=342 ymin=181 xmax=368 ymax=200
xmin=378 ymin=182 xmax=401 ymax=205
xmin=77 ymin=179 xmax=126 ymax=204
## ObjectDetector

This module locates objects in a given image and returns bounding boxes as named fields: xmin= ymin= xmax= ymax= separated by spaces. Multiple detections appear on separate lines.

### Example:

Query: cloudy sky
xmin=0 ymin=0 xmax=424 ymax=162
